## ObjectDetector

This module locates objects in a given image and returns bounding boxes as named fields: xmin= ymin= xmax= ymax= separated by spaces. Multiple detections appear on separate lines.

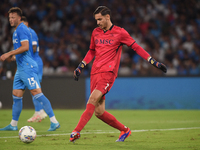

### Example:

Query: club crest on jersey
xmin=95 ymin=39 xmax=114 ymax=45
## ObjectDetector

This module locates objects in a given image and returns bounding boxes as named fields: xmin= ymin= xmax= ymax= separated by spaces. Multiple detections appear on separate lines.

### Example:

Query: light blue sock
xmin=33 ymin=93 xmax=54 ymax=118
xmin=12 ymin=95 xmax=23 ymax=121
xmin=32 ymin=95 xmax=43 ymax=112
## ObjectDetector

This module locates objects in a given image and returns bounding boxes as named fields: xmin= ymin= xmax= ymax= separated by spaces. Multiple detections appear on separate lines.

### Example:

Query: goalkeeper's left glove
xmin=148 ymin=57 xmax=167 ymax=73
xmin=74 ymin=61 xmax=86 ymax=81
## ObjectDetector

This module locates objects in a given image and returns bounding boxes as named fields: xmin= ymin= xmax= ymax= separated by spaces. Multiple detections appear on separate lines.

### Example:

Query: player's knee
xmin=12 ymin=91 xmax=17 ymax=97
xmin=95 ymin=111 xmax=103 ymax=117
xmin=94 ymin=108 xmax=105 ymax=117
xmin=30 ymin=88 xmax=42 ymax=96
xmin=87 ymin=97 xmax=98 ymax=106
xmin=12 ymin=90 xmax=24 ymax=97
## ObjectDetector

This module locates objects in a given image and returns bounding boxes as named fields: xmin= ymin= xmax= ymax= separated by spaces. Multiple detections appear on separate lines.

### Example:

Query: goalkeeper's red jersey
xmin=83 ymin=25 xmax=150 ymax=77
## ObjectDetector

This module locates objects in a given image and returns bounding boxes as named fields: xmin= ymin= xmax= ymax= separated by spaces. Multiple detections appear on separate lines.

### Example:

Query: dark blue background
xmin=86 ymin=77 xmax=200 ymax=109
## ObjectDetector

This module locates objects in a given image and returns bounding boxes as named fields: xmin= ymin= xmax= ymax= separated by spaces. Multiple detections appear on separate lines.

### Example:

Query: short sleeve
xmin=17 ymin=28 xmax=29 ymax=43
xmin=31 ymin=29 xmax=38 ymax=44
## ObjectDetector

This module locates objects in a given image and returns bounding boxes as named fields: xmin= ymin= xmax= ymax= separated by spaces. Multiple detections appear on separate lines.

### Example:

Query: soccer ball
xmin=19 ymin=126 xmax=36 ymax=143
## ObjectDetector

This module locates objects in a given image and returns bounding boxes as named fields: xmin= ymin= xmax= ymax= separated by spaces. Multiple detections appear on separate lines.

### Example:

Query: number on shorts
xmin=105 ymin=83 xmax=109 ymax=90
xmin=27 ymin=77 xmax=35 ymax=86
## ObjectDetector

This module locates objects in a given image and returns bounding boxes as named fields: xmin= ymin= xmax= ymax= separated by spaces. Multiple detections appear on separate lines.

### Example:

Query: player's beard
xmin=101 ymin=21 xmax=108 ymax=31
xmin=10 ymin=21 xmax=17 ymax=28
xmin=14 ymin=21 xmax=19 ymax=28
xmin=12 ymin=24 xmax=16 ymax=28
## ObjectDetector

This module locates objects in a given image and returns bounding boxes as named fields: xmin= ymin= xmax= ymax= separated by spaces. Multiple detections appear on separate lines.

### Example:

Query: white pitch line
xmin=0 ymin=127 xmax=200 ymax=139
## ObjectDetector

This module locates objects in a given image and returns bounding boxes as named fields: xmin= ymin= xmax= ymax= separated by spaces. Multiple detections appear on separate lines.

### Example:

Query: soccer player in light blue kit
xmin=21 ymin=16 xmax=47 ymax=122
xmin=0 ymin=7 xmax=60 ymax=131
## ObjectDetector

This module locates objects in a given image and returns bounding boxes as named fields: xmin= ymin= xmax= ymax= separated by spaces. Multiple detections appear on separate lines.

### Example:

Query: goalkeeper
xmin=70 ymin=6 xmax=167 ymax=143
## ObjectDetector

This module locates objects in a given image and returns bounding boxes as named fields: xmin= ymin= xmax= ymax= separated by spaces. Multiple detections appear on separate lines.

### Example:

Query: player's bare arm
xmin=0 ymin=41 xmax=29 ymax=61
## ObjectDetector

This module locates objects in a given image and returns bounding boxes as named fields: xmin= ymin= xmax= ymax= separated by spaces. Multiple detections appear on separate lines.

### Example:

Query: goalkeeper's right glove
xmin=74 ymin=61 xmax=86 ymax=81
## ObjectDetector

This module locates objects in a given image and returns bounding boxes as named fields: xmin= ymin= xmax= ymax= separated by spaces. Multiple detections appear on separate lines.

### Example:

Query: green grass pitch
xmin=0 ymin=109 xmax=200 ymax=150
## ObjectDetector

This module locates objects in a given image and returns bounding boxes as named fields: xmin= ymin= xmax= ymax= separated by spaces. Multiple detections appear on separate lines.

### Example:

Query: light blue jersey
xmin=0 ymin=22 xmax=59 ymax=128
xmin=13 ymin=23 xmax=40 ymax=90
xmin=13 ymin=23 xmax=38 ymax=71
xmin=29 ymin=27 xmax=42 ymax=63
xmin=29 ymin=27 xmax=43 ymax=82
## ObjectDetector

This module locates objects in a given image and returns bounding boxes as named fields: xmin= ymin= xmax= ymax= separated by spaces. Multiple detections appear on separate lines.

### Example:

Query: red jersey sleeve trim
xmin=129 ymin=41 xmax=136 ymax=47
xmin=131 ymin=42 xmax=150 ymax=60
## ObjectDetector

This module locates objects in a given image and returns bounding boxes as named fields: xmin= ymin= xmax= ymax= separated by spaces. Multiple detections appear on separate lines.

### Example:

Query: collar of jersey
xmin=103 ymin=24 xmax=114 ymax=33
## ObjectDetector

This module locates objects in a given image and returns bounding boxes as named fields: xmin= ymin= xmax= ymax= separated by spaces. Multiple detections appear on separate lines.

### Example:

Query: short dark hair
xmin=8 ymin=7 xmax=22 ymax=17
xmin=93 ymin=6 xmax=111 ymax=17
xmin=21 ymin=16 xmax=28 ymax=22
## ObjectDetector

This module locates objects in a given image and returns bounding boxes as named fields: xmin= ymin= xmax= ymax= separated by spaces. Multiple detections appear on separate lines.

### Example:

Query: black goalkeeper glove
xmin=74 ymin=61 xmax=86 ymax=81
xmin=148 ymin=57 xmax=167 ymax=73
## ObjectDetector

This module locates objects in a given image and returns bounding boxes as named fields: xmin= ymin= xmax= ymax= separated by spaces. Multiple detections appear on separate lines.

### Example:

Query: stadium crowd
xmin=0 ymin=0 xmax=200 ymax=79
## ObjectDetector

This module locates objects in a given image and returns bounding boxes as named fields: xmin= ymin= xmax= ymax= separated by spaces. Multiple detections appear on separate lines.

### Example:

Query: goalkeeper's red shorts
xmin=90 ymin=72 xmax=116 ymax=100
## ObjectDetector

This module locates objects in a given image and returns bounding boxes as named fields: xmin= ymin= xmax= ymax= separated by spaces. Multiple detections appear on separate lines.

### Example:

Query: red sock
xmin=74 ymin=103 xmax=95 ymax=132
xmin=97 ymin=111 xmax=128 ymax=132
